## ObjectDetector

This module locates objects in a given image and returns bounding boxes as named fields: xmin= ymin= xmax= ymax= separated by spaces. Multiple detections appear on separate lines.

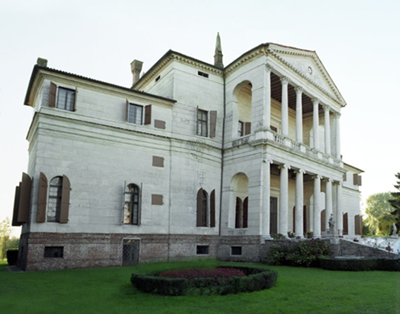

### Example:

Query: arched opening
xmin=233 ymin=81 xmax=252 ymax=137
xmin=231 ymin=173 xmax=249 ymax=229
xmin=124 ymin=183 xmax=140 ymax=225
xmin=196 ymin=188 xmax=208 ymax=227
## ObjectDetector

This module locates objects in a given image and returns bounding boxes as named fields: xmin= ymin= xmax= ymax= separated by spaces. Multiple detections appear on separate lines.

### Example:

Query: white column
xmin=313 ymin=175 xmax=321 ymax=238
xmin=279 ymin=164 xmax=289 ymax=236
xmin=336 ymin=181 xmax=343 ymax=236
xmin=281 ymin=77 xmax=289 ymax=137
xmin=264 ymin=65 xmax=272 ymax=130
xmin=295 ymin=169 xmax=304 ymax=238
xmin=323 ymin=105 xmax=331 ymax=155
xmin=312 ymin=98 xmax=319 ymax=150
xmin=295 ymin=87 xmax=303 ymax=143
xmin=335 ymin=112 xmax=341 ymax=159
xmin=325 ymin=178 xmax=333 ymax=234
xmin=262 ymin=159 xmax=272 ymax=238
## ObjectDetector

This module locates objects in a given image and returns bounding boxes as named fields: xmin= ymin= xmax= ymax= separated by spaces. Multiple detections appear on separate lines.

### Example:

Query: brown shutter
xmin=353 ymin=173 xmax=358 ymax=185
xmin=49 ymin=82 xmax=57 ymax=107
xmin=126 ymin=100 xmax=129 ymax=122
xmin=243 ymin=197 xmax=248 ymax=228
xmin=343 ymin=213 xmax=348 ymax=235
xmin=209 ymin=111 xmax=217 ymax=138
xmin=18 ymin=173 xmax=32 ymax=224
xmin=321 ymin=209 xmax=326 ymax=232
xmin=355 ymin=215 xmax=361 ymax=235
xmin=12 ymin=185 xmax=21 ymax=226
xmin=196 ymin=106 xmax=199 ymax=135
xmin=245 ymin=122 xmax=251 ymax=135
xmin=144 ymin=105 xmax=152 ymax=125
xmin=358 ymin=175 xmax=362 ymax=186
xmin=59 ymin=175 xmax=71 ymax=223
xmin=37 ymin=172 xmax=48 ymax=223
xmin=196 ymin=189 xmax=203 ymax=227
xmin=73 ymin=88 xmax=77 ymax=111
xmin=210 ymin=190 xmax=215 ymax=227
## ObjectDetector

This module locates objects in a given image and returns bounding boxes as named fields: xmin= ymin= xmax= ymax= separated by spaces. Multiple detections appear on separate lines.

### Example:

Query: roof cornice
xmin=133 ymin=50 xmax=223 ymax=90
xmin=24 ymin=65 xmax=176 ymax=107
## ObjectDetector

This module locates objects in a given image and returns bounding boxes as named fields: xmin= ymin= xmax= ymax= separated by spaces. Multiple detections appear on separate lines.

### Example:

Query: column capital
xmin=323 ymin=104 xmax=331 ymax=112
xmin=322 ymin=177 xmax=333 ymax=183
xmin=312 ymin=174 xmax=322 ymax=180
xmin=280 ymin=76 xmax=289 ymax=85
xmin=263 ymin=159 xmax=273 ymax=164
xmin=265 ymin=64 xmax=272 ymax=73
xmin=278 ymin=164 xmax=291 ymax=170
xmin=334 ymin=111 xmax=341 ymax=118
xmin=294 ymin=168 xmax=305 ymax=174
xmin=295 ymin=86 xmax=303 ymax=94
xmin=311 ymin=98 xmax=319 ymax=105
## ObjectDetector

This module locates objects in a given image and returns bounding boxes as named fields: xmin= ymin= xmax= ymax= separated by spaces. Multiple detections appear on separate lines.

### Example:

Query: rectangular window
xmin=44 ymin=246 xmax=64 ymax=258
xmin=128 ymin=104 xmax=143 ymax=125
xmin=270 ymin=125 xmax=278 ymax=132
xmin=57 ymin=87 xmax=75 ymax=111
xmin=197 ymin=71 xmax=209 ymax=78
xmin=238 ymin=121 xmax=243 ymax=137
xmin=197 ymin=109 xmax=208 ymax=137
xmin=196 ymin=245 xmax=209 ymax=255
xmin=231 ymin=246 xmax=242 ymax=256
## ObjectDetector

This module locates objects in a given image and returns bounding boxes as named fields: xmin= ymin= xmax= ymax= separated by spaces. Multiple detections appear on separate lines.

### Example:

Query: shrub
xmin=131 ymin=266 xmax=278 ymax=296
xmin=6 ymin=250 xmax=18 ymax=266
xmin=266 ymin=239 xmax=330 ymax=267
xmin=159 ymin=267 xmax=246 ymax=280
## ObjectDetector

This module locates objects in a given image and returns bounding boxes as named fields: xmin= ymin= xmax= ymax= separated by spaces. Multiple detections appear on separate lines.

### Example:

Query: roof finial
xmin=214 ymin=32 xmax=224 ymax=69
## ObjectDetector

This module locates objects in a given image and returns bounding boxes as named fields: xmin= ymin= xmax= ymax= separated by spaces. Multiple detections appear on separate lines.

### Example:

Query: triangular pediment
xmin=268 ymin=44 xmax=346 ymax=105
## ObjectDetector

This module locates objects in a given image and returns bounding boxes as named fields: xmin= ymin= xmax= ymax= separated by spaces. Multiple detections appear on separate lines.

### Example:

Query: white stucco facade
xmin=13 ymin=41 xmax=363 ymax=270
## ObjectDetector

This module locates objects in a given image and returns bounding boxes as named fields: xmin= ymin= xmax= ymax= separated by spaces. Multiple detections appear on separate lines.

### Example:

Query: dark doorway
xmin=270 ymin=197 xmax=278 ymax=236
xmin=122 ymin=239 xmax=140 ymax=266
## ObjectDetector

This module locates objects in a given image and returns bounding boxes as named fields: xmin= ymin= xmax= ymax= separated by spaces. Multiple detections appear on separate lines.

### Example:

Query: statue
xmin=392 ymin=223 xmax=398 ymax=237
xmin=328 ymin=214 xmax=335 ymax=236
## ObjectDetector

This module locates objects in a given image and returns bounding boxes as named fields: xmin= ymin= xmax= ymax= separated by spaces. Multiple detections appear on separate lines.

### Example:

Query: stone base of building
xmin=17 ymin=232 xmax=395 ymax=271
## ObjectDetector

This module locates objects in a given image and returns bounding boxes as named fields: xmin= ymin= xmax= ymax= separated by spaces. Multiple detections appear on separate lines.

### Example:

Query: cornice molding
xmin=224 ymin=47 xmax=267 ymax=75
xmin=135 ymin=53 xmax=223 ymax=90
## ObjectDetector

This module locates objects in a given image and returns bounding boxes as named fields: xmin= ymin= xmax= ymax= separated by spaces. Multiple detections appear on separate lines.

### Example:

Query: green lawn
xmin=0 ymin=259 xmax=399 ymax=314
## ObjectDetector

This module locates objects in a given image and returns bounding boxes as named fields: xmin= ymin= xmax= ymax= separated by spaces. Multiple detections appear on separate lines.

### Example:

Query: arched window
xmin=124 ymin=184 xmax=140 ymax=225
xmin=47 ymin=176 xmax=70 ymax=223
xmin=196 ymin=189 xmax=208 ymax=227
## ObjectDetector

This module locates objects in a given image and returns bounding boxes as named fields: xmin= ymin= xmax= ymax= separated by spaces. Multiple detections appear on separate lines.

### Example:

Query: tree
xmin=389 ymin=172 xmax=400 ymax=234
xmin=363 ymin=192 xmax=394 ymax=235
xmin=0 ymin=217 xmax=12 ymax=259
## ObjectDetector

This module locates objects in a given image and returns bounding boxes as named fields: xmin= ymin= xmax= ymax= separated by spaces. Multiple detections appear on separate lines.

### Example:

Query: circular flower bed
xmin=131 ymin=265 xmax=278 ymax=296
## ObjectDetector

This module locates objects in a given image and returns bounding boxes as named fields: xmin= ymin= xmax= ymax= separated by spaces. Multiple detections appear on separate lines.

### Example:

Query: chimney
xmin=131 ymin=60 xmax=143 ymax=86
xmin=37 ymin=58 xmax=48 ymax=67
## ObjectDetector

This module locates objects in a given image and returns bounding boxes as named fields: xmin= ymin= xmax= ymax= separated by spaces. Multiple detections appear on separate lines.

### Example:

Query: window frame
xmin=197 ymin=109 xmax=208 ymax=137
xmin=128 ymin=103 xmax=143 ymax=125
xmin=49 ymin=82 xmax=76 ymax=112
xmin=46 ymin=175 xmax=71 ymax=224
xmin=124 ymin=183 xmax=141 ymax=225
xmin=238 ymin=121 xmax=244 ymax=137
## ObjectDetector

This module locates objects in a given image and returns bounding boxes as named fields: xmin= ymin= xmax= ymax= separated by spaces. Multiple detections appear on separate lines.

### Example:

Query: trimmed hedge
xmin=6 ymin=250 xmax=18 ymax=266
xmin=319 ymin=257 xmax=400 ymax=271
xmin=131 ymin=266 xmax=278 ymax=296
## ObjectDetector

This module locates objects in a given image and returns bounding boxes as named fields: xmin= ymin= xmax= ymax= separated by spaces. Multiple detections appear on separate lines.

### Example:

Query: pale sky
xmin=1 ymin=0 xmax=399 ymax=235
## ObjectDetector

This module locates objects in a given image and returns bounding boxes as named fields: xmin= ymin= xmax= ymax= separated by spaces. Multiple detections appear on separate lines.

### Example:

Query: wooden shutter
xmin=49 ymin=82 xmax=57 ymax=107
xmin=144 ymin=105 xmax=152 ymax=125
xmin=18 ymin=173 xmax=32 ymax=224
xmin=358 ymin=175 xmax=362 ymax=186
xmin=353 ymin=174 xmax=358 ymax=185
xmin=243 ymin=197 xmax=248 ymax=228
xmin=126 ymin=100 xmax=129 ymax=122
xmin=196 ymin=106 xmax=199 ymax=136
xmin=59 ymin=175 xmax=71 ymax=223
xmin=210 ymin=190 xmax=215 ymax=227
xmin=37 ymin=172 xmax=48 ymax=223
xmin=321 ymin=209 xmax=326 ymax=232
xmin=343 ymin=213 xmax=348 ymax=235
xmin=245 ymin=122 xmax=251 ymax=135
xmin=196 ymin=189 xmax=203 ymax=227
xmin=209 ymin=111 xmax=217 ymax=138
xmin=355 ymin=215 xmax=361 ymax=235
xmin=12 ymin=185 xmax=21 ymax=226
